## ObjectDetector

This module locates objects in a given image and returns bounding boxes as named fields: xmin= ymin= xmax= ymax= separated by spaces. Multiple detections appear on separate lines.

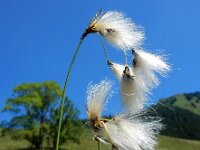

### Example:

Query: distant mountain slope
xmin=150 ymin=91 xmax=200 ymax=141
xmin=159 ymin=91 xmax=200 ymax=115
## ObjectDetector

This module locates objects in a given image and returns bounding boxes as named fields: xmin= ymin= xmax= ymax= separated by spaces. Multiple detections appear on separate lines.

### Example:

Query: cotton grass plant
xmin=56 ymin=7 xmax=171 ymax=150
xmin=85 ymin=79 xmax=163 ymax=150
xmin=82 ymin=8 xmax=144 ymax=50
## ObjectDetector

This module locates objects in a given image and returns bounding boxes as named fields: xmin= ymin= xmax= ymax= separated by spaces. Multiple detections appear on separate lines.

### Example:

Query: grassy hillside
xmin=159 ymin=91 xmax=200 ymax=115
xmin=1 ymin=128 xmax=200 ymax=150
xmin=151 ymin=91 xmax=200 ymax=140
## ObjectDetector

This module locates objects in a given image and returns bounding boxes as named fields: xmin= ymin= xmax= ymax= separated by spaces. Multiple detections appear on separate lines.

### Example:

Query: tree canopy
xmin=2 ymin=81 xmax=83 ymax=148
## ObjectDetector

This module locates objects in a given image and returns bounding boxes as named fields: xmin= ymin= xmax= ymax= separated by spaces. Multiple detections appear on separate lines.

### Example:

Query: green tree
xmin=2 ymin=81 xmax=82 ymax=149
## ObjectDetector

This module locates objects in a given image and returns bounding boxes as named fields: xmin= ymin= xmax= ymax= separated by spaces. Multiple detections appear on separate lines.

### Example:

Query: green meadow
xmin=1 ymin=128 xmax=200 ymax=150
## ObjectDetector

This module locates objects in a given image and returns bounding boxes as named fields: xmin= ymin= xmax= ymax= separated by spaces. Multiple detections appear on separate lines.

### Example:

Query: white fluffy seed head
xmin=86 ymin=79 xmax=113 ymax=120
xmin=104 ymin=110 xmax=162 ymax=150
xmin=121 ymin=75 xmax=148 ymax=111
xmin=89 ymin=11 xmax=144 ymax=50
xmin=108 ymin=61 xmax=147 ymax=111
xmin=108 ymin=61 xmax=125 ymax=80
xmin=133 ymin=49 xmax=171 ymax=89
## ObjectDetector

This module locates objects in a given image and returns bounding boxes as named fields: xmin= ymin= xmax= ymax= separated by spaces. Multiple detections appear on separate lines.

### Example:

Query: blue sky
xmin=0 ymin=0 xmax=200 ymax=121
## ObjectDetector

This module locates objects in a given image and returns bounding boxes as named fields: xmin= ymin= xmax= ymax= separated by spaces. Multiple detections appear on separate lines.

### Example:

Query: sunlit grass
xmin=157 ymin=135 xmax=200 ymax=150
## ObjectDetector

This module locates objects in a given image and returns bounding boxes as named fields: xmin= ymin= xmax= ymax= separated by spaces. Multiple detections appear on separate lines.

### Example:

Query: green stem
xmin=97 ymin=140 xmax=101 ymax=150
xmin=56 ymin=38 xmax=84 ymax=150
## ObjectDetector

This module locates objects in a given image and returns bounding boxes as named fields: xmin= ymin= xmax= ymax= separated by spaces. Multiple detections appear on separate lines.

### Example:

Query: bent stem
xmin=56 ymin=38 xmax=84 ymax=150
xmin=96 ymin=33 xmax=110 ymax=61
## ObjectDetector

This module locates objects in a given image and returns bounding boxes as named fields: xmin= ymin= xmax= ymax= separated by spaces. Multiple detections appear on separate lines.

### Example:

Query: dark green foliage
xmin=1 ymin=81 xmax=83 ymax=149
